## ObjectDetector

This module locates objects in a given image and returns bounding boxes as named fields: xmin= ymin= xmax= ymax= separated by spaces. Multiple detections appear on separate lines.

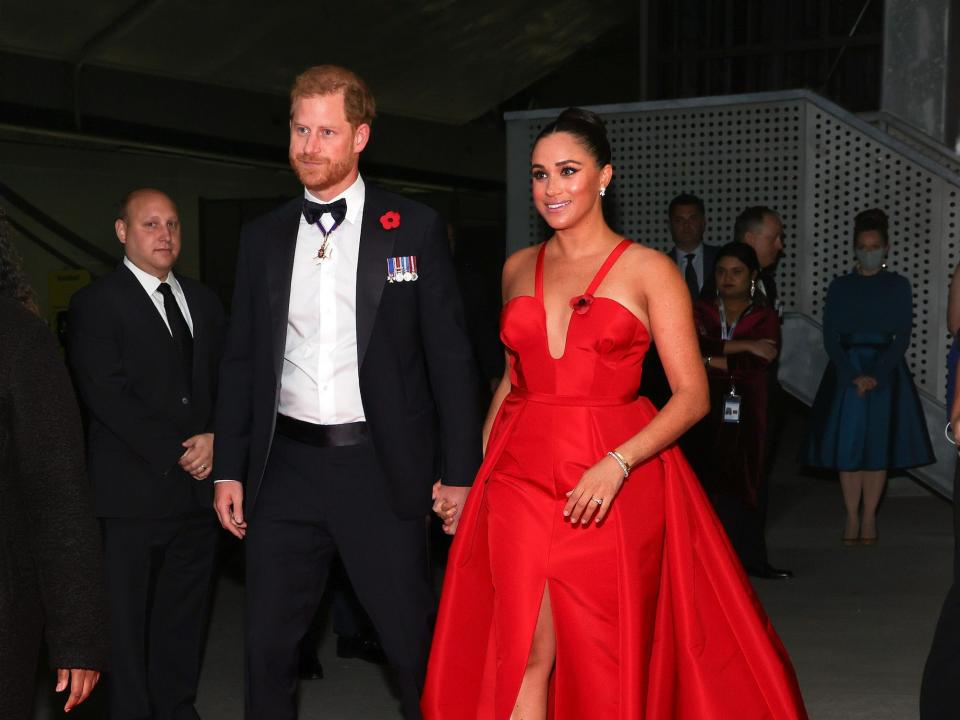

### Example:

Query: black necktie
xmin=157 ymin=282 xmax=193 ymax=392
xmin=684 ymin=253 xmax=699 ymax=298
xmin=302 ymin=197 xmax=347 ymax=237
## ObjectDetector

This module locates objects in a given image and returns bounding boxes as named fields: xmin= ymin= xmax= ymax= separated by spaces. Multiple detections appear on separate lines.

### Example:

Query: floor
xmin=32 ymin=404 xmax=955 ymax=719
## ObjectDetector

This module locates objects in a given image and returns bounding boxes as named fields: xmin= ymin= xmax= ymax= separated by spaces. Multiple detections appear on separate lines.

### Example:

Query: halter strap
xmin=534 ymin=242 xmax=547 ymax=300
xmin=534 ymin=238 xmax=633 ymax=300
xmin=585 ymin=239 xmax=633 ymax=296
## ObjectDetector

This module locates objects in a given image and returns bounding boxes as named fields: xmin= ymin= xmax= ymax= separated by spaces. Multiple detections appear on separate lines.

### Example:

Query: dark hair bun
xmin=557 ymin=107 xmax=606 ymax=130
xmin=535 ymin=107 xmax=612 ymax=167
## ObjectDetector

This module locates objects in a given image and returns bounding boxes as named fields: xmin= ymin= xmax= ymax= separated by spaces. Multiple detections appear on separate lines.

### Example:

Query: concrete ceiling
xmin=0 ymin=0 xmax=634 ymax=125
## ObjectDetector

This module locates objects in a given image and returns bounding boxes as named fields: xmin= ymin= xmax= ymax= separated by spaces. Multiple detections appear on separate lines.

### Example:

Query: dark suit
xmin=642 ymin=243 xmax=721 ymax=409
xmin=68 ymin=264 xmax=224 ymax=720
xmin=0 ymin=298 xmax=108 ymax=719
xmin=920 ymin=461 xmax=960 ymax=719
xmin=668 ymin=242 xmax=720 ymax=300
xmin=215 ymin=183 xmax=482 ymax=719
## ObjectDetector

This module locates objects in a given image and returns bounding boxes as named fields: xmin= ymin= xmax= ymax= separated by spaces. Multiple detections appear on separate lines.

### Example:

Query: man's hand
xmin=56 ymin=668 xmax=100 ymax=712
xmin=432 ymin=482 xmax=470 ymax=535
xmin=214 ymin=480 xmax=247 ymax=539
xmin=180 ymin=433 xmax=213 ymax=480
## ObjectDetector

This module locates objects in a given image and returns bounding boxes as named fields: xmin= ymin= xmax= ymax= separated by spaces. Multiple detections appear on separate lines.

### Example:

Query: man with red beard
xmin=213 ymin=66 xmax=481 ymax=720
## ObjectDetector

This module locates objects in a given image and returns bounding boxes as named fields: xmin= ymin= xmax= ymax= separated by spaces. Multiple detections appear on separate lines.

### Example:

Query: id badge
xmin=723 ymin=393 xmax=742 ymax=424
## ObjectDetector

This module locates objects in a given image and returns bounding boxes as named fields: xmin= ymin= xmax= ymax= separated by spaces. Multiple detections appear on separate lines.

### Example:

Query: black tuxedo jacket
xmin=669 ymin=243 xmax=720 ymax=300
xmin=215 ymin=183 xmax=482 ymax=519
xmin=68 ymin=265 xmax=225 ymax=518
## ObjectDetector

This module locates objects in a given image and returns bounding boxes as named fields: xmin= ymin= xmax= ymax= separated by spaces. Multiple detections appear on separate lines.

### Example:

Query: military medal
xmin=386 ymin=256 xmax=419 ymax=282
xmin=314 ymin=237 xmax=331 ymax=265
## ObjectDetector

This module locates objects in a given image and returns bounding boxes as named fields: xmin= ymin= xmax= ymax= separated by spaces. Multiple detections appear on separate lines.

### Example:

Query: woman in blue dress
xmin=803 ymin=208 xmax=934 ymax=545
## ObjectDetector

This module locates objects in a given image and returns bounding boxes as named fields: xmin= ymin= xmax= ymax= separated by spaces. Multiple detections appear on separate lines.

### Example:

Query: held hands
xmin=432 ymin=481 xmax=470 ymax=535
xmin=55 ymin=667 xmax=100 ymax=712
xmin=853 ymin=375 xmax=878 ymax=398
xmin=745 ymin=338 xmax=778 ymax=361
xmin=214 ymin=481 xmax=247 ymax=539
xmin=180 ymin=432 xmax=213 ymax=480
xmin=563 ymin=454 xmax=625 ymax=526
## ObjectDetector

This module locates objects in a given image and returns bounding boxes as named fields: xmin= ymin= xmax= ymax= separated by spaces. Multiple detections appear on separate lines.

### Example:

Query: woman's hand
xmin=745 ymin=338 xmax=778 ymax=361
xmin=853 ymin=375 xmax=878 ymax=397
xmin=563 ymin=455 xmax=626 ymax=526
xmin=432 ymin=481 xmax=463 ymax=535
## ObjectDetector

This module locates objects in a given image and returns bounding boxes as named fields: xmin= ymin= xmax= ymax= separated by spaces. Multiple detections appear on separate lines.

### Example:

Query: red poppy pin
xmin=570 ymin=293 xmax=594 ymax=315
xmin=380 ymin=211 xmax=401 ymax=230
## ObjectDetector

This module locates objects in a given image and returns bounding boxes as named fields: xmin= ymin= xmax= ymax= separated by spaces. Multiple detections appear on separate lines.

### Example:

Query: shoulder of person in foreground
xmin=501 ymin=243 xmax=541 ymax=296
xmin=621 ymin=242 xmax=684 ymax=284
xmin=240 ymin=197 xmax=302 ymax=244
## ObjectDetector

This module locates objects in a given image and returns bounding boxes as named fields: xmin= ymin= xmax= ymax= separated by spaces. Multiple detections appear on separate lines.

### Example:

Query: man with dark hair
xmin=731 ymin=204 xmax=793 ymax=580
xmin=667 ymin=192 xmax=719 ymax=300
xmin=213 ymin=65 xmax=481 ymax=720
xmin=642 ymin=193 xmax=720 ymax=409
xmin=68 ymin=188 xmax=225 ymax=718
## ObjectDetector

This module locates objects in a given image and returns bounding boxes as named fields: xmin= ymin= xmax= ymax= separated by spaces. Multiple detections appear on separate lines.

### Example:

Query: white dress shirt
xmin=123 ymin=256 xmax=194 ymax=336
xmin=278 ymin=175 xmax=366 ymax=424
xmin=674 ymin=242 xmax=705 ymax=291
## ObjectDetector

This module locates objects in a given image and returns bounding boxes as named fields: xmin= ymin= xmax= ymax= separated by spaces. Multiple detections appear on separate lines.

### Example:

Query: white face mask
xmin=856 ymin=248 xmax=885 ymax=272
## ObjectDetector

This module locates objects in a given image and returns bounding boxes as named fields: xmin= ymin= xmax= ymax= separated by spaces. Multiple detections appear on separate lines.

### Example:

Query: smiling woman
xmin=423 ymin=108 xmax=808 ymax=720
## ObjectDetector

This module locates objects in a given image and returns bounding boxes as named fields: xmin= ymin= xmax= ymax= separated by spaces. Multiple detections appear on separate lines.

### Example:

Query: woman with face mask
xmin=802 ymin=208 xmax=933 ymax=545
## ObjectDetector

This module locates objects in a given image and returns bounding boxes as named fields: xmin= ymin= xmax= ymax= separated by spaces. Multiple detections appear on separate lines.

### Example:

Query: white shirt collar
xmin=303 ymin=174 xmax=365 ymax=227
xmin=675 ymin=242 xmax=704 ymax=260
xmin=123 ymin=256 xmax=181 ymax=295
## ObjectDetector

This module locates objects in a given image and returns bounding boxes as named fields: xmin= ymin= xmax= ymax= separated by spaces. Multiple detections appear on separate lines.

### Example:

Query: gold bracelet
xmin=607 ymin=450 xmax=631 ymax=478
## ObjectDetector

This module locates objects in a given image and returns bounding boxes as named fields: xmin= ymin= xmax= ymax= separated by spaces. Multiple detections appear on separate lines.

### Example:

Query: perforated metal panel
xmin=505 ymin=91 xmax=960 ymax=400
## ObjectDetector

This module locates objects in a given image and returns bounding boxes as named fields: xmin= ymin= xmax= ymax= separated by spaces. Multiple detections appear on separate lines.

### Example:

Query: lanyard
xmin=718 ymin=301 xmax=751 ymax=395
xmin=718 ymin=301 xmax=746 ymax=340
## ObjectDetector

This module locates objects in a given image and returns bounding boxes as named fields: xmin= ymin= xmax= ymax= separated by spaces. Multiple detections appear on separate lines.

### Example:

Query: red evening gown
xmin=422 ymin=240 xmax=807 ymax=719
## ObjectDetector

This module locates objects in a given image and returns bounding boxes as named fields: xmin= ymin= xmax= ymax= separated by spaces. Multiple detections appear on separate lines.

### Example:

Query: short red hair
xmin=290 ymin=65 xmax=376 ymax=127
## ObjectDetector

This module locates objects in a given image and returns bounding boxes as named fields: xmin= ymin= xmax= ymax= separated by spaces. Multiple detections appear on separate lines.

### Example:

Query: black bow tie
xmin=302 ymin=197 xmax=347 ymax=236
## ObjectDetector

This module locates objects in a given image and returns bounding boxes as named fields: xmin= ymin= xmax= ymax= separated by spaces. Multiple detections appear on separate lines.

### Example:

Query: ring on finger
xmin=592 ymin=497 xmax=603 ymax=506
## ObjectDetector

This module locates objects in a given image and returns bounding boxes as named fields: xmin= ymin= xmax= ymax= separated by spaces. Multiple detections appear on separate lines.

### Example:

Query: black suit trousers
xmin=244 ymin=434 xmax=435 ymax=720
xmin=102 ymin=512 xmax=218 ymax=720
xmin=920 ymin=461 xmax=960 ymax=719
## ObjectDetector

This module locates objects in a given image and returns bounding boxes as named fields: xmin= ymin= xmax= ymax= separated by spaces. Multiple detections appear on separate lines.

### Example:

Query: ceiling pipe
xmin=73 ymin=0 xmax=165 ymax=131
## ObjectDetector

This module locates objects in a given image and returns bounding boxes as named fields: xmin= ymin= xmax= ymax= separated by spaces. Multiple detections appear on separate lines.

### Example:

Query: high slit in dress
xmin=422 ymin=239 xmax=808 ymax=719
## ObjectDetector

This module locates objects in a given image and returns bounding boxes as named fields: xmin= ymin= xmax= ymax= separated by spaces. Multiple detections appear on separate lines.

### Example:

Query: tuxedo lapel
xmin=266 ymin=200 xmax=300 ymax=380
xmin=356 ymin=185 xmax=396 ymax=369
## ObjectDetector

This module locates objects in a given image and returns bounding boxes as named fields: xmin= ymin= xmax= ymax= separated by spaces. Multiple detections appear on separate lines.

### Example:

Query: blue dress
xmin=803 ymin=270 xmax=934 ymax=471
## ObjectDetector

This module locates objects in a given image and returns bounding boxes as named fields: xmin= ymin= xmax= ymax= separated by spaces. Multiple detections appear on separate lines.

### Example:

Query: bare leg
xmin=860 ymin=470 xmax=887 ymax=541
xmin=511 ymin=585 xmax=556 ymax=720
xmin=839 ymin=471 xmax=863 ymax=542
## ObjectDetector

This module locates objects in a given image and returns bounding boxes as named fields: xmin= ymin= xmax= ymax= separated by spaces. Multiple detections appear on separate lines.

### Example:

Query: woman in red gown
xmin=421 ymin=108 xmax=807 ymax=719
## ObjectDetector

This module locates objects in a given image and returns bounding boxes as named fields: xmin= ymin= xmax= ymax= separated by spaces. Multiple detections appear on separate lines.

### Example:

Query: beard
xmin=290 ymin=152 xmax=354 ymax=194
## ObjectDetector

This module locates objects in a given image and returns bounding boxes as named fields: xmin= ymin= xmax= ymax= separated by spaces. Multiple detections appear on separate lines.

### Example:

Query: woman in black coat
xmin=0 ymin=225 xmax=108 ymax=717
